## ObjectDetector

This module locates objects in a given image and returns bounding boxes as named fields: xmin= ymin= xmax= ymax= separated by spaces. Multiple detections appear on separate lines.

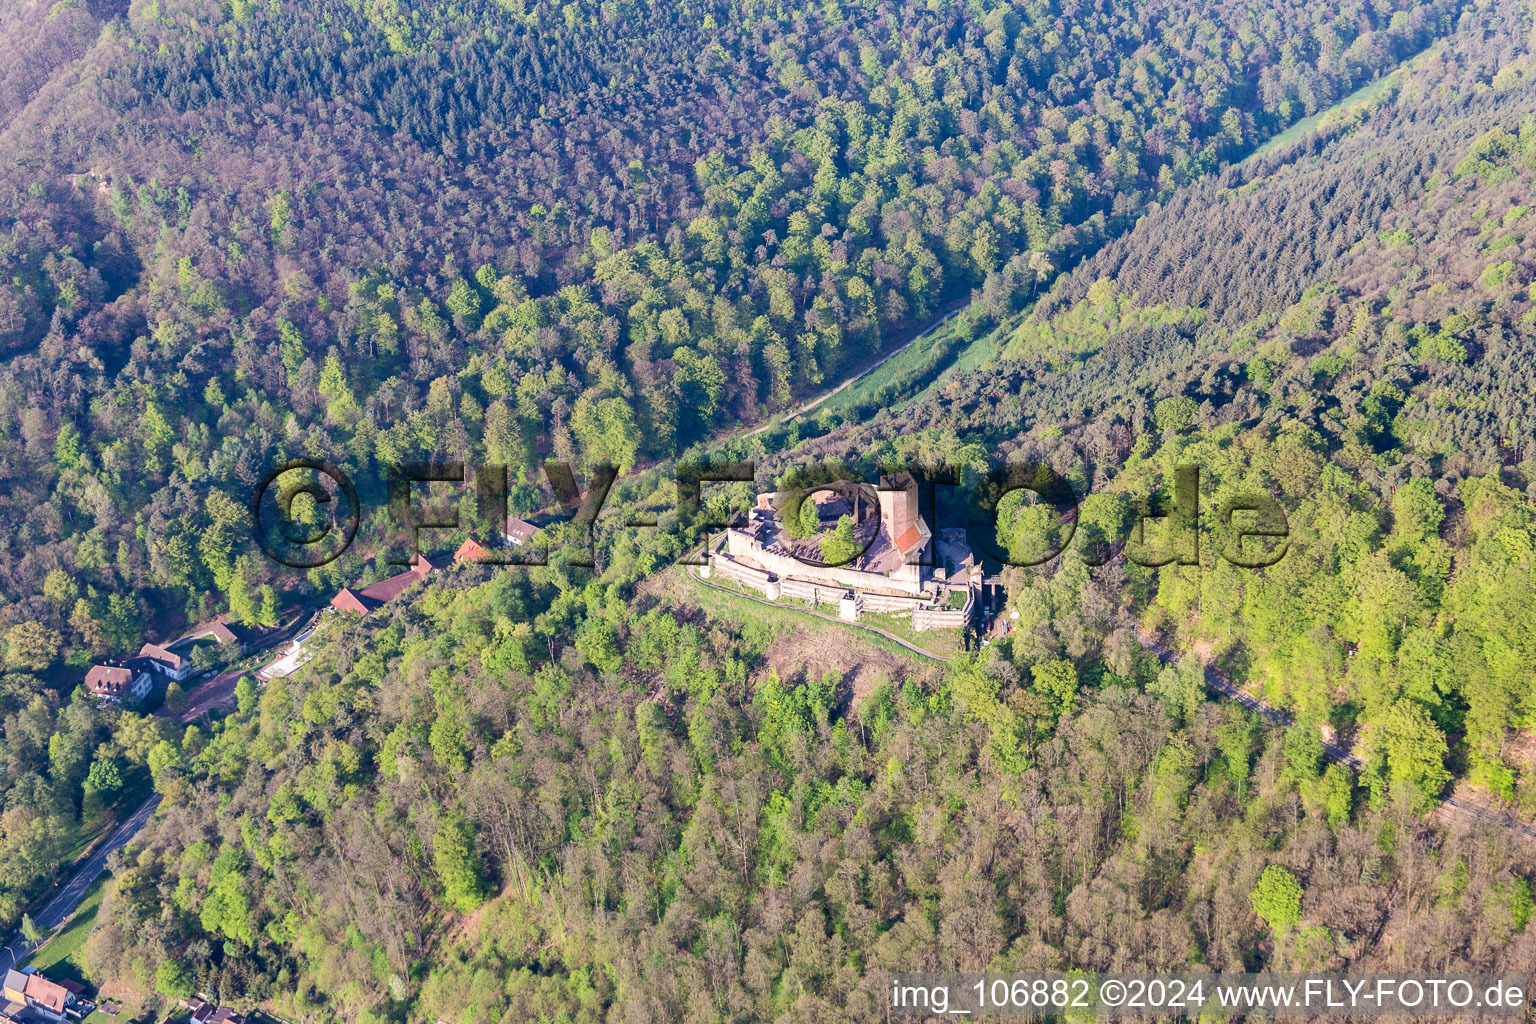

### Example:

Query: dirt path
xmin=172 ymin=667 xmax=244 ymax=721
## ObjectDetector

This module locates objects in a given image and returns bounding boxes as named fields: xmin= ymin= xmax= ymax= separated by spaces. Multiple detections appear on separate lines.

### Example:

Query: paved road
xmin=0 ymin=610 xmax=320 ymax=974
xmin=0 ymin=793 xmax=162 ymax=974
xmin=1135 ymin=633 xmax=1536 ymax=841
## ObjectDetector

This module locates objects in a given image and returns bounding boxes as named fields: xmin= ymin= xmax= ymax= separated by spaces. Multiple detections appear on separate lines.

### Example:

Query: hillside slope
xmin=65 ymin=4 xmax=1536 ymax=1020
xmin=781 ymin=0 xmax=1536 ymax=808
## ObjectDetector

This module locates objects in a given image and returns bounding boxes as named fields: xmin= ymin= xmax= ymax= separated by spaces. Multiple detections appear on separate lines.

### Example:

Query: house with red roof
xmin=330 ymin=554 xmax=436 ymax=617
xmin=2 ymin=968 xmax=83 ymax=1022
xmin=137 ymin=641 xmax=193 ymax=681
xmin=23 ymin=975 xmax=67 ymax=1018
xmin=454 ymin=536 xmax=493 ymax=563
xmin=83 ymin=661 xmax=154 ymax=702
xmin=453 ymin=511 xmax=547 ymax=563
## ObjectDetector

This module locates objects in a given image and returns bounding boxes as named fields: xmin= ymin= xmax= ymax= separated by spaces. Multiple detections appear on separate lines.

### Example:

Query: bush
xmin=164 ymin=681 xmax=189 ymax=714
xmin=156 ymin=959 xmax=196 ymax=1000
xmin=1251 ymin=865 xmax=1304 ymax=934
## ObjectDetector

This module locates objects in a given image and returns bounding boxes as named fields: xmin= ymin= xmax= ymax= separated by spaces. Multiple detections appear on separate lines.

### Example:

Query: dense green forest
xmin=0 ymin=0 xmax=1465 ymax=625
xmin=0 ymin=0 xmax=1534 ymax=1020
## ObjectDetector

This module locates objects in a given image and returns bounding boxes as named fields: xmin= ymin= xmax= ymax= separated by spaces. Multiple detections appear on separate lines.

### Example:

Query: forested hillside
xmin=776 ymin=0 xmax=1536 ymax=802
xmin=0 ymin=0 xmax=1523 ymax=1019
xmin=2 ymin=0 xmax=1535 ymax=1021
xmin=80 ymin=578 xmax=1536 ymax=1021
xmin=2 ymin=0 xmax=1474 ymax=928
xmin=0 ymin=0 xmax=1462 ymax=632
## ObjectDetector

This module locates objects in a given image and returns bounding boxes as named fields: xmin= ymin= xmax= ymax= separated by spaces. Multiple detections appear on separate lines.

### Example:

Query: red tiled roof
xmin=138 ymin=642 xmax=187 ymax=669
xmin=84 ymin=664 xmax=136 ymax=695
xmin=894 ymin=522 xmax=924 ymax=555
xmin=359 ymin=569 xmax=420 ymax=604
xmin=330 ymin=588 xmax=372 ymax=616
xmin=24 ymin=974 xmax=68 ymax=1014
xmin=455 ymin=537 xmax=491 ymax=562
xmin=334 ymin=555 xmax=434 ymax=615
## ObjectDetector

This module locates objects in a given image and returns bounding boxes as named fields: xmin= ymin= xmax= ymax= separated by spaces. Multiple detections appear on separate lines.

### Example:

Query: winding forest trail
xmin=1134 ymin=633 xmax=1536 ymax=842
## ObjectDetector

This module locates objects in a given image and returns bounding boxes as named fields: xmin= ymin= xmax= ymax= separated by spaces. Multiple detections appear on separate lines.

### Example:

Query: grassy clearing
xmin=801 ymin=310 xmax=992 ymax=426
xmin=675 ymin=570 xmax=960 ymax=662
xmin=815 ymin=317 xmax=963 ymax=418
xmin=858 ymin=608 xmax=965 ymax=659
xmin=25 ymin=871 xmax=107 ymax=987
xmin=1251 ymin=75 xmax=1397 ymax=158
xmin=900 ymin=326 xmax=1001 ymax=410
xmin=942 ymin=325 xmax=999 ymax=377
xmin=1250 ymin=46 xmax=1439 ymax=160
xmin=81 ymin=993 xmax=157 ymax=1024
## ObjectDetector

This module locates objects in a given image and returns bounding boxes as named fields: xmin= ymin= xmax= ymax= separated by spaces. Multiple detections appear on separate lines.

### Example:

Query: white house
xmin=504 ymin=516 xmax=539 ymax=546
xmin=137 ymin=642 xmax=194 ymax=681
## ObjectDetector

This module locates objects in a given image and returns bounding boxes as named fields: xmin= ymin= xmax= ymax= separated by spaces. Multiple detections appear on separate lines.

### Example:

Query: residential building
xmin=1 ymin=969 xmax=81 ymax=1022
xmin=136 ymin=642 xmax=193 ymax=681
xmin=453 ymin=536 xmax=493 ymax=563
xmin=206 ymin=621 xmax=247 ymax=648
xmin=1 ymin=970 xmax=22 ymax=1010
xmin=331 ymin=554 xmax=436 ymax=617
xmin=83 ymin=661 xmax=154 ymax=702
xmin=458 ymin=511 xmax=552 ymax=562
xmin=504 ymin=516 xmax=539 ymax=546
xmin=185 ymin=998 xmax=246 ymax=1024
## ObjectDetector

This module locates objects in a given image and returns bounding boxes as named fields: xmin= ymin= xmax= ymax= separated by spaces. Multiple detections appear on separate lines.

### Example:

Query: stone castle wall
xmin=724 ymin=529 xmax=926 ymax=596
xmin=709 ymin=550 xmax=973 ymax=631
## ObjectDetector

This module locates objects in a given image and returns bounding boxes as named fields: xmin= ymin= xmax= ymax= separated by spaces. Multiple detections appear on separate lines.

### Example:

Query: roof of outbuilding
xmin=894 ymin=522 xmax=924 ymax=555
